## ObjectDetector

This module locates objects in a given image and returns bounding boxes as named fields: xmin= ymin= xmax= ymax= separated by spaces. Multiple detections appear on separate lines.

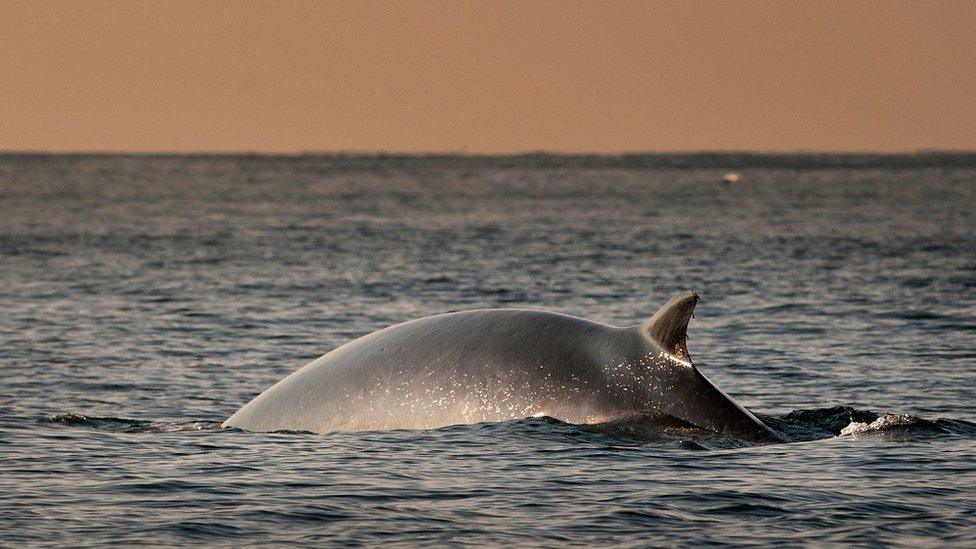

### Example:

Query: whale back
xmin=224 ymin=294 xmax=782 ymax=442
xmin=224 ymin=309 xmax=644 ymax=433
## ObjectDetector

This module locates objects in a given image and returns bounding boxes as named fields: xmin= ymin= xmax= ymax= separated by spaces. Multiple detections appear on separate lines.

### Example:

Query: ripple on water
xmin=2 ymin=155 xmax=976 ymax=546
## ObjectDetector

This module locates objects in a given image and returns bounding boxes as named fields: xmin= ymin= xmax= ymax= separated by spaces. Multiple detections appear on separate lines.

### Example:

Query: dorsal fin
xmin=641 ymin=291 xmax=699 ymax=363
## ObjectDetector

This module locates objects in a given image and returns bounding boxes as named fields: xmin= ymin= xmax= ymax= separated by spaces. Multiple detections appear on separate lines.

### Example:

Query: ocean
xmin=1 ymin=153 xmax=975 ymax=546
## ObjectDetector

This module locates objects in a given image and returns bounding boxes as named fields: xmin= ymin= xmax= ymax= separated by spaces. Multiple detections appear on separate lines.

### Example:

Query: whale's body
xmin=224 ymin=291 xmax=782 ymax=442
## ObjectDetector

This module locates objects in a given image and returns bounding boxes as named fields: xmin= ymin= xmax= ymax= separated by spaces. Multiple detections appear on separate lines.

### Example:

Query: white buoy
xmin=722 ymin=172 xmax=741 ymax=184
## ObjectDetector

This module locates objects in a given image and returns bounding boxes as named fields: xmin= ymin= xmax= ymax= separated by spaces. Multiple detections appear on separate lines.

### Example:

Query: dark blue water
xmin=2 ymin=154 xmax=975 ymax=546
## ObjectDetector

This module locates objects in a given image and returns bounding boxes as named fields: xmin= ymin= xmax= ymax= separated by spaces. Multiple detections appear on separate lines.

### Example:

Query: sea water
xmin=1 ymin=153 xmax=975 ymax=545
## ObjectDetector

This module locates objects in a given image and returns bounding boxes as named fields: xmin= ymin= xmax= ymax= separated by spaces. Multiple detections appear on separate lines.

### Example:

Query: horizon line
xmin=3 ymin=148 xmax=976 ymax=157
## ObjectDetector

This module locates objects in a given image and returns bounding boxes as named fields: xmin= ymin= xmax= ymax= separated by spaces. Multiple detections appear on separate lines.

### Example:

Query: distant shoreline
xmin=3 ymin=150 xmax=976 ymax=169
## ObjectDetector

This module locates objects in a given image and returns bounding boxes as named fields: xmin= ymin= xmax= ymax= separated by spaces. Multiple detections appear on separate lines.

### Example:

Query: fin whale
xmin=223 ymin=291 xmax=783 ymax=442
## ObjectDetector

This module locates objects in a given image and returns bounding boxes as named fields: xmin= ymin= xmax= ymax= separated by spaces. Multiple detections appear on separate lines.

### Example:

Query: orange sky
xmin=2 ymin=1 xmax=974 ymax=153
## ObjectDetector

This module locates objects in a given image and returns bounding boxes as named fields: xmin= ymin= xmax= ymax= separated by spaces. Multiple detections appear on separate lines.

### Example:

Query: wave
xmin=40 ymin=407 xmax=976 ymax=447
xmin=763 ymin=406 xmax=976 ymax=442
xmin=42 ymin=413 xmax=224 ymax=433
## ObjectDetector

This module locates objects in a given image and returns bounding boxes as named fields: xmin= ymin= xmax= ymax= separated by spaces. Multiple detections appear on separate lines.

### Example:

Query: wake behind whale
xmin=223 ymin=292 xmax=783 ymax=441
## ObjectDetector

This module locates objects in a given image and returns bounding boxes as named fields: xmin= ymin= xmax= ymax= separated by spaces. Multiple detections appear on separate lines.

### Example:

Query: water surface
xmin=1 ymin=154 xmax=975 ymax=545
